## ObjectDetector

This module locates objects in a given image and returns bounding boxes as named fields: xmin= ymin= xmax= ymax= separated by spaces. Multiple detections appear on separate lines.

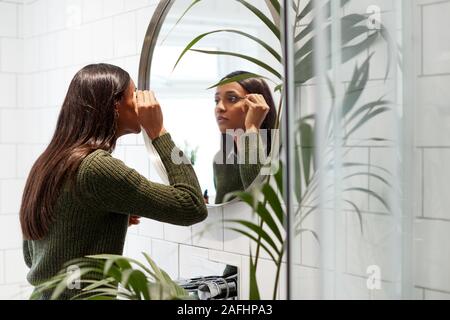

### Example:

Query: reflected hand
xmin=242 ymin=94 xmax=270 ymax=132
xmin=128 ymin=215 xmax=141 ymax=227
xmin=136 ymin=90 xmax=166 ymax=140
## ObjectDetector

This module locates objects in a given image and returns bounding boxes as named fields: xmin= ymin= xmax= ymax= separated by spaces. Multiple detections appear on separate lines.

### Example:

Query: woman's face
xmin=116 ymin=80 xmax=141 ymax=137
xmin=215 ymin=82 xmax=248 ymax=133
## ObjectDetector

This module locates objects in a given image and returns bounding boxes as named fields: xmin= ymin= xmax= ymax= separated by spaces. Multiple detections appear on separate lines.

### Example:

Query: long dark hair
xmin=220 ymin=71 xmax=277 ymax=153
xmin=20 ymin=63 xmax=131 ymax=240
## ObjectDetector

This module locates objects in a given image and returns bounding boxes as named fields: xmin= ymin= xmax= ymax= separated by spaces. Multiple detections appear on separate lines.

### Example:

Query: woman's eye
xmin=228 ymin=96 xmax=239 ymax=103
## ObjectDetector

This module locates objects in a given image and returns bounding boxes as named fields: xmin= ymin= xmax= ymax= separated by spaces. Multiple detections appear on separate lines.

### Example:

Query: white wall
xmin=0 ymin=0 xmax=28 ymax=300
xmin=291 ymin=0 xmax=450 ymax=300
xmin=412 ymin=0 xmax=450 ymax=299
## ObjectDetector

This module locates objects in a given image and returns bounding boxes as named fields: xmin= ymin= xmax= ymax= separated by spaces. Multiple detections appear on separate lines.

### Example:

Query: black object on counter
xmin=177 ymin=266 xmax=238 ymax=300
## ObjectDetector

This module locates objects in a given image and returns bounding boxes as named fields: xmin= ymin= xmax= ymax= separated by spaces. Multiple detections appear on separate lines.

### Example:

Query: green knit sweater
xmin=23 ymin=133 xmax=207 ymax=300
xmin=213 ymin=132 xmax=268 ymax=204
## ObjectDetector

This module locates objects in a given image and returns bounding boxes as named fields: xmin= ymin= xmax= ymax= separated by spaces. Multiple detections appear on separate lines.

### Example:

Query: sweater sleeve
xmin=23 ymin=240 xmax=32 ymax=268
xmin=236 ymin=131 xmax=267 ymax=189
xmin=76 ymin=133 xmax=207 ymax=226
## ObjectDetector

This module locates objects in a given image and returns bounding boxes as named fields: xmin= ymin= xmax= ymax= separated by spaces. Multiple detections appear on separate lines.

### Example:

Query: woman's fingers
xmin=136 ymin=90 xmax=145 ymax=106
xmin=136 ymin=90 xmax=160 ymax=107
xmin=241 ymin=100 xmax=250 ymax=113
xmin=128 ymin=215 xmax=141 ymax=227
xmin=136 ymin=90 xmax=165 ymax=140
xmin=247 ymin=94 xmax=269 ymax=110
xmin=243 ymin=94 xmax=270 ymax=131
xmin=149 ymin=90 xmax=158 ymax=106
xmin=247 ymin=94 xmax=267 ymax=106
xmin=143 ymin=90 xmax=151 ymax=105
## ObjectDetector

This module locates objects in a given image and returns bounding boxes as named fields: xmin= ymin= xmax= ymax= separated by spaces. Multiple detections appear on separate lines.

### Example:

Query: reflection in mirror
xmin=145 ymin=0 xmax=281 ymax=205
xmin=212 ymin=72 xmax=277 ymax=204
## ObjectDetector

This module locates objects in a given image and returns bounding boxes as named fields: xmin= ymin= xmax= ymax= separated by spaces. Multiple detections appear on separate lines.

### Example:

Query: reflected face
xmin=116 ymin=80 xmax=141 ymax=137
xmin=215 ymin=82 xmax=248 ymax=133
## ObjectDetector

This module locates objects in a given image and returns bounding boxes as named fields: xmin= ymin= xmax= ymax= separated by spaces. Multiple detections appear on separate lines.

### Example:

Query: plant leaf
xmin=261 ymin=183 xmax=285 ymax=226
xmin=343 ymin=199 xmax=364 ymax=234
xmin=121 ymin=269 xmax=150 ymax=300
xmin=173 ymin=29 xmax=281 ymax=72
xmin=229 ymin=227 xmax=277 ymax=262
xmin=206 ymin=72 xmax=275 ymax=90
xmin=299 ymin=122 xmax=314 ymax=186
xmin=295 ymin=228 xmax=320 ymax=244
xmin=225 ymin=219 xmax=281 ymax=255
xmin=344 ymin=187 xmax=391 ymax=211
xmin=235 ymin=0 xmax=280 ymax=39
xmin=190 ymin=49 xmax=282 ymax=80
xmin=346 ymin=107 xmax=390 ymax=138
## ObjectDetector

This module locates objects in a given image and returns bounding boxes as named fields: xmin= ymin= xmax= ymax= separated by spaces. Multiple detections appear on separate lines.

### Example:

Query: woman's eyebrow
xmin=215 ymin=90 xmax=240 ymax=97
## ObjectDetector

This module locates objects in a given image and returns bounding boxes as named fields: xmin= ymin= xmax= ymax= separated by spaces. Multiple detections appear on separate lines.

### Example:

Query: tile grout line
xmin=421 ymin=148 xmax=425 ymax=217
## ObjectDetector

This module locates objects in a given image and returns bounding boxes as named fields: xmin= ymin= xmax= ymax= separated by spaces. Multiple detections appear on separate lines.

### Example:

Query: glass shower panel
xmin=286 ymin=0 xmax=416 ymax=299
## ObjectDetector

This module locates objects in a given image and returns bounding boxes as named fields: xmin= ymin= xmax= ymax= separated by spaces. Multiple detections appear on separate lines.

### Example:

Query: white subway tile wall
xmin=293 ymin=0 xmax=450 ymax=300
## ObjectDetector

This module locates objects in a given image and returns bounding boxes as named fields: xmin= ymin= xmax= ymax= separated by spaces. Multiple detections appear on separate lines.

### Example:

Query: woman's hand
xmin=136 ymin=90 xmax=166 ymax=140
xmin=128 ymin=215 xmax=141 ymax=227
xmin=242 ymin=94 xmax=270 ymax=133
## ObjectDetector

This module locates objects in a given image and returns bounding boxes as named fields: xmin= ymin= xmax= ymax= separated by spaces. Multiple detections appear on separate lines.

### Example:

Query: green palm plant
xmin=31 ymin=253 xmax=189 ymax=300
xmin=174 ymin=0 xmax=394 ymax=300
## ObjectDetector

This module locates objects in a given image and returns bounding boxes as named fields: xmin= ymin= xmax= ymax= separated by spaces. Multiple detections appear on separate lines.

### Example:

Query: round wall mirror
xmin=138 ymin=0 xmax=282 ymax=207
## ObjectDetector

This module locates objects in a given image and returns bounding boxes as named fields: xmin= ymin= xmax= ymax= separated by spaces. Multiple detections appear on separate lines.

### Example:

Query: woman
xmin=213 ymin=71 xmax=277 ymax=204
xmin=19 ymin=63 xmax=207 ymax=299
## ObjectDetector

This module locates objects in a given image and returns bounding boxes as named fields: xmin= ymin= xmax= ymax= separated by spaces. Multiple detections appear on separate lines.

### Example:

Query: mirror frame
xmin=138 ymin=0 xmax=270 ymax=208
